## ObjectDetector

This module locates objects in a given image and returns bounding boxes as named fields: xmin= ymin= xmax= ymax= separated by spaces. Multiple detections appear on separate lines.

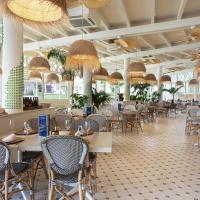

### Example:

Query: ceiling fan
xmin=138 ymin=56 xmax=160 ymax=64
xmin=186 ymin=52 xmax=200 ymax=61
xmin=110 ymin=37 xmax=138 ymax=51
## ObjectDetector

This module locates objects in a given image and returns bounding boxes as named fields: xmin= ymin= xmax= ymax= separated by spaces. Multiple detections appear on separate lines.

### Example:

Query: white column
xmin=2 ymin=17 xmax=23 ymax=113
xmin=157 ymin=65 xmax=163 ymax=89
xmin=124 ymin=58 xmax=130 ymax=101
xmin=83 ymin=67 xmax=92 ymax=104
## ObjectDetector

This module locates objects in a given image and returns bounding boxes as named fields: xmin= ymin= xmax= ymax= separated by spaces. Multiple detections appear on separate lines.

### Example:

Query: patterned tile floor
xmin=14 ymin=115 xmax=200 ymax=200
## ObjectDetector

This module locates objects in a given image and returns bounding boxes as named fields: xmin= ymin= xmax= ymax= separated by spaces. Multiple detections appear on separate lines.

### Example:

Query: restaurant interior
xmin=1 ymin=0 xmax=200 ymax=200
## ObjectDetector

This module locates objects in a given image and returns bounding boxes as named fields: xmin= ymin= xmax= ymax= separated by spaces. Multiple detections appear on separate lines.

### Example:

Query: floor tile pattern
xmin=13 ymin=115 xmax=200 ymax=200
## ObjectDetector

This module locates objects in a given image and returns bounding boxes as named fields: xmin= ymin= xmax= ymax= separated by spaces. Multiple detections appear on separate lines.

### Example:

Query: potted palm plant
xmin=162 ymin=86 xmax=183 ymax=103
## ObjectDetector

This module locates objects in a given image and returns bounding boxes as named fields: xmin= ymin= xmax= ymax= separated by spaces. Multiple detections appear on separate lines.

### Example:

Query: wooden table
xmin=16 ymin=132 xmax=112 ymax=161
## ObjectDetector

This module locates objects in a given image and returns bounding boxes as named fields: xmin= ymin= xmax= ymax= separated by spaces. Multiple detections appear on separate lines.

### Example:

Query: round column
xmin=157 ymin=65 xmax=163 ymax=89
xmin=83 ymin=67 xmax=92 ymax=104
xmin=2 ymin=17 xmax=23 ymax=113
xmin=124 ymin=58 xmax=130 ymax=101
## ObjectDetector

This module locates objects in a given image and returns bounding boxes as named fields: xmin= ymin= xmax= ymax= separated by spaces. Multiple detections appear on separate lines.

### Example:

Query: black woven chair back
xmin=0 ymin=141 xmax=9 ymax=172
xmin=41 ymin=136 xmax=88 ymax=175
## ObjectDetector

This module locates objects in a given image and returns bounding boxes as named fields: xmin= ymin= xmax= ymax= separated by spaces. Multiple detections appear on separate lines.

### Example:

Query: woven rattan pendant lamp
xmin=93 ymin=66 xmax=108 ymax=81
xmin=65 ymin=39 xmax=100 ymax=70
xmin=0 ymin=0 xmax=67 ymax=26
xmin=28 ymin=57 xmax=51 ymax=72
xmin=46 ymin=73 xmax=59 ymax=83
xmin=176 ymin=81 xmax=184 ymax=87
xmin=129 ymin=75 xmax=144 ymax=84
xmin=160 ymin=75 xmax=171 ymax=84
xmin=189 ymin=78 xmax=198 ymax=87
xmin=127 ymin=62 xmax=146 ymax=77
xmin=28 ymin=71 xmax=42 ymax=81
xmin=83 ymin=0 xmax=112 ymax=8
xmin=145 ymin=73 xmax=157 ymax=85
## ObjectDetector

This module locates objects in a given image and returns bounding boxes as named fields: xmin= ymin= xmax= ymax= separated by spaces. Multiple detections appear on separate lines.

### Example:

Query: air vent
xmin=69 ymin=17 xmax=96 ymax=28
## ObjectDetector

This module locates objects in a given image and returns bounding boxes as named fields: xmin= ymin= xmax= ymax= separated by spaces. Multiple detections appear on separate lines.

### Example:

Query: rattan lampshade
xmin=129 ymin=75 xmax=144 ymax=84
xmin=189 ymin=78 xmax=198 ymax=86
xmin=108 ymin=79 xmax=118 ymax=85
xmin=110 ymin=72 xmax=123 ymax=81
xmin=0 ymin=0 xmax=67 ymax=26
xmin=93 ymin=67 xmax=108 ymax=80
xmin=127 ymin=62 xmax=146 ymax=76
xmin=176 ymin=80 xmax=184 ymax=87
xmin=29 ymin=57 xmax=50 ymax=72
xmin=83 ymin=0 xmax=112 ymax=8
xmin=28 ymin=71 xmax=42 ymax=81
xmin=145 ymin=74 xmax=157 ymax=85
xmin=65 ymin=39 xmax=100 ymax=70
xmin=46 ymin=73 xmax=59 ymax=83
xmin=160 ymin=75 xmax=171 ymax=84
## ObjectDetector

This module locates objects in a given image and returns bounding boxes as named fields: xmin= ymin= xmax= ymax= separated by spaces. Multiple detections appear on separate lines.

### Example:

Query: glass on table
xmin=9 ymin=119 xmax=15 ymax=134
xmin=84 ymin=121 xmax=91 ymax=135
xmin=65 ymin=119 xmax=71 ymax=131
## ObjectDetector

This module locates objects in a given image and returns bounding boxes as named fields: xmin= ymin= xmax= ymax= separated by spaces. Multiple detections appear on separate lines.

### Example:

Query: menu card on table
xmin=38 ymin=115 xmax=49 ymax=138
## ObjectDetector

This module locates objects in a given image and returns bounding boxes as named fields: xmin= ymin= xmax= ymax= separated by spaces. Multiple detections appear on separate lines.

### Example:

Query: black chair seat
xmin=22 ymin=151 xmax=41 ymax=162
xmin=0 ymin=162 xmax=30 ymax=182
xmin=55 ymin=171 xmax=79 ymax=184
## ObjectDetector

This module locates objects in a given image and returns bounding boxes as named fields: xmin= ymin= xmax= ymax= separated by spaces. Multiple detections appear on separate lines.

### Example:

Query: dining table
xmin=9 ymin=131 xmax=112 ymax=200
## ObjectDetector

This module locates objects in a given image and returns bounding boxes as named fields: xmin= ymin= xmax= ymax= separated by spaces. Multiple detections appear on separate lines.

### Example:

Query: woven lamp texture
xmin=176 ymin=80 xmax=184 ymax=87
xmin=108 ymin=79 xmax=118 ymax=85
xmin=189 ymin=78 xmax=198 ymax=86
xmin=93 ymin=67 xmax=108 ymax=80
xmin=127 ymin=62 xmax=146 ymax=76
xmin=129 ymin=75 xmax=144 ymax=84
xmin=145 ymin=73 xmax=157 ymax=85
xmin=110 ymin=72 xmax=123 ymax=81
xmin=29 ymin=57 xmax=50 ymax=72
xmin=83 ymin=0 xmax=112 ymax=8
xmin=160 ymin=75 xmax=171 ymax=84
xmin=46 ymin=73 xmax=59 ymax=83
xmin=65 ymin=40 xmax=100 ymax=70
xmin=28 ymin=71 xmax=42 ymax=81
xmin=0 ymin=0 xmax=67 ymax=26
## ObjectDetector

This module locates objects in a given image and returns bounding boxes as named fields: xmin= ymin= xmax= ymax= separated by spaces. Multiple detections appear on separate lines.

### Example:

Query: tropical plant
xmin=47 ymin=48 xmax=66 ymax=65
xmin=151 ymin=85 xmax=163 ymax=102
xmin=70 ymin=93 xmax=88 ymax=109
xmin=47 ymin=48 xmax=76 ymax=82
xmin=162 ymin=86 xmax=182 ymax=102
xmin=92 ymin=89 xmax=111 ymax=109
xmin=130 ymin=83 xmax=151 ymax=101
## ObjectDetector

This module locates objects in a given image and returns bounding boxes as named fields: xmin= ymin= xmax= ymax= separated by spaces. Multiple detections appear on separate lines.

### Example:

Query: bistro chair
xmin=87 ymin=114 xmax=107 ymax=131
xmin=69 ymin=119 xmax=99 ymax=135
xmin=41 ymin=136 xmax=92 ymax=200
xmin=185 ymin=108 xmax=200 ymax=135
xmin=22 ymin=117 xmax=55 ymax=181
xmin=54 ymin=114 xmax=73 ymax=131
xmin=70 ymin=119 xmax=99 ymax=192
xmin=0 ymin=141 xmax=34 ymax=200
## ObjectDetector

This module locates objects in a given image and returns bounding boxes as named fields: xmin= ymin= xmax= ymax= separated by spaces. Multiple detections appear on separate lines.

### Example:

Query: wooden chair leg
xmin=79 ymin=183 xmax=83 ymax=200
xmin=4 ymin=170 xmax=8 ymax=200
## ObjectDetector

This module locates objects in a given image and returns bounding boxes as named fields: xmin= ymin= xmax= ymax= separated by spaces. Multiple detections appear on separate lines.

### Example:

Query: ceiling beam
xmin=118 ymin=0 xmax=130 ymax=27
xmin=24 ymin=16 xmax=200 ymax=51
xmin=159 ymin=33 xmax=171 ymax=47
xmin=177 ymin=0 xmax=188 ymax=19
xmin=24 ymin=25 xmax=52 ymax=40
xmin=138 ymin=36 xmax=155 ymax=49
xmin=24 ymin=35 xmax=37 ymax=42
xmin=100 ymin=42 xmax=200 ymax=62
xmin=151 ymin=0 xmax=156 ymax=23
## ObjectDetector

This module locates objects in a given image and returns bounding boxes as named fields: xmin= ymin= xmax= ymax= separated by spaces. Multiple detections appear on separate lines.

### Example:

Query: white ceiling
xmin=3 ymin=0 xmax=200 ymax=74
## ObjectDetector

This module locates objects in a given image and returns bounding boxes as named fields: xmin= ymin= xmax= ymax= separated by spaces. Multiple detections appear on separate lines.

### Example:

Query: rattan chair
xmin=0 ymin=141 xmax=34 ymax=200
xmin=54 ymin=114 xmax=73 ymax=131
xmin=41 ymin=136 xmax=92 ymax=200
xmin=87 ymin=114 xmax=107 ymax=131
xmin=185 ymin=108 xmax=200 ymax=135
xmin=70 ymin=119 xmax=99 ymax=192
xmin=69 ymin=119 xmax=99 ymax=135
